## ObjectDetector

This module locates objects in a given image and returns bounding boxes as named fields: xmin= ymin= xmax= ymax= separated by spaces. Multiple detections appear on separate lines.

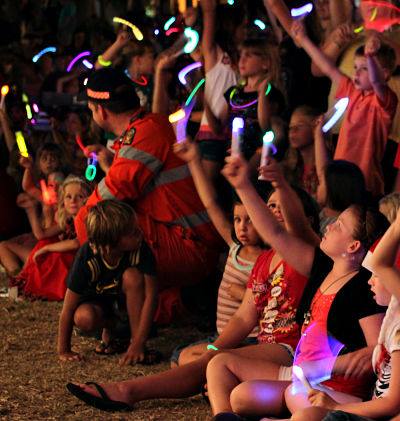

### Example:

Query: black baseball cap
xmin=83 ymin=68 xmax=140 ymax=111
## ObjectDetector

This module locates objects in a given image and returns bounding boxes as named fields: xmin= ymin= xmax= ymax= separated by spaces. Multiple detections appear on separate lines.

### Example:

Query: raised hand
xmin=173 ymin=138 xmax=200 ymax=163
xmin=291 ymin=19 xmax=307 ymax=46
xmin=221 ymin=155 xmax=251 ymax=190
xmin=258 ymin=158 xmax=286 ymax=189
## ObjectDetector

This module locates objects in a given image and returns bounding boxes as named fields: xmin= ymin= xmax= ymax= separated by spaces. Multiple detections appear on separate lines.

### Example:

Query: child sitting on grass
xmin=57 ymin=200 xmax=158 ymax=366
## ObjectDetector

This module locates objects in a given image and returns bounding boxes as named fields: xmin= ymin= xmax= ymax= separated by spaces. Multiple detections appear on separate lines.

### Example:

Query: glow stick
xmin=25 ymin=104 xmax=32 ymax=120
xmin=166 ymin=27 xmax=180 ymax=36
xmin=22 ymin=93 xmax=29 ymax=103
xmin=75 ymin=134 xmax=87 ymax=155
xmin=15 ymin=131 xmax=28 ymax=157
xmin=293 ymin=366 xmax=312 ymax=392
xmin=322 ymin=97 xmax=349 ymax=133
xmin=113 ymin=17 xmax=144 ymax=41
xmin=231 ymin=117 xmax=244 ymax=156
xmin=164 ymin=17 xmax=176 ymax=31
xmin=40 ymin=179 xmax=57 ymax=205
xmin=178 ymin=62 xmax=202 ymax=85
xmin=0 ymin=85 xmax=9 ymax=109
xmin=185 ymin=78 xmax=205 ymax=107
xmin=176 ymin=100 xmax=196 ymax=143
xmin=258 ymin=130 xmax=275 ymax=180
xmin=169 ymin=109 xmax=186 ymax=123
xmin=82 ymin=59 xmax=93 ymax=69
xmin=32 ymin=103 xmax=39 ymax=113
xmin=254 ymin=19 xmax=266 ymax=30
xmin=183 ymin=27 xmax=200 ymax=54
xmin=291 ymin=3 xmax=313 ymax=18
xmin=228 ymin=0 xmax=234 ymax=5
xmin=85 ymin=153 xmax=97 ymax=181
xmin=354 ymin=25 xmax=364 ymax=33
xmin=32 ymin=47 xmax=56 ymax=63
xmin=154 ymin=29 xmax=160 ymax=36
xmin=66 ymin=51 xmax=91 ymax=72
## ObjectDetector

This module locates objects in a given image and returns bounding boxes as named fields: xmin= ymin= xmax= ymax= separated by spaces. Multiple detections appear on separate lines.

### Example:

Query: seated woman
xmin=205 ymin=154 xmax=388 ymax=420
xmin=65 ymin=154 xmax=320 ymax=412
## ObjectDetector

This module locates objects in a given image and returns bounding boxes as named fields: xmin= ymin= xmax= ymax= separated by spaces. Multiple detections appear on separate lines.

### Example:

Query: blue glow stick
xmin=164 ymin=17 xmax=176 ymax=31
xmin=291 ymin=3 xmax=314 ymax=18
xmin=176 ymin=100 xmax=196 ymax=143
xmin=32 ymin=47 xmax=57 ymax=63
xmin=178 ymin=62 xmax=202 ymax=85
xmin=183 ymin=28 xmax=200 ymax=54
xmin=231 ymin=117 xmax=244 ymax=156
xmin=254 ymin=19 xmax=266 ymax=30
xmin=82 ymin=59 xmax=93 ymax=69
xmin=322 ymin=97 xmax=349 ymax=133
xmin=258 ymin=130 xmax=275 ymax=180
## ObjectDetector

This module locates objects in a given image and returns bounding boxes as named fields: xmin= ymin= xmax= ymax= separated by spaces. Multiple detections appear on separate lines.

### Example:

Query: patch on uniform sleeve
xmin=123 ymin=128 xmax=136 ymax=145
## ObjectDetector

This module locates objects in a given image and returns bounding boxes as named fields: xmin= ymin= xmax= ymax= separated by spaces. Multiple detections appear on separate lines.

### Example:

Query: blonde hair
xmin=86 ymin=200 xmax=138 ymax=254
xmin=379 ymin=192 xmax=400 ymax=223
xmin=57 ymin=175 xmax=91 ymax=230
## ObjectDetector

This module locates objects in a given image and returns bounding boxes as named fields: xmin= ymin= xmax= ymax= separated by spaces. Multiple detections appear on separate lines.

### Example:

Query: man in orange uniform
xmin=75 ymin=68 xmax=221 ymax=321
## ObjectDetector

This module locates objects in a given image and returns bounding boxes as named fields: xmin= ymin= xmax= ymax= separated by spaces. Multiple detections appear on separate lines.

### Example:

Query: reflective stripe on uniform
xmin=143 ymin=164 xmax=191 ymax=194
xmin=98 ymin=178 xmax=117 ymax=200
xmin=171 ymin=210 xmax=210 ymax=229
xmin=118 ymin=146 xmax=163 ymax=173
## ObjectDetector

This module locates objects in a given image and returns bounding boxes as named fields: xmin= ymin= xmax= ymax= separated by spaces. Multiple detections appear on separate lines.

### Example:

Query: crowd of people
xmin=2 ymin=0 xmax=400 ymax=420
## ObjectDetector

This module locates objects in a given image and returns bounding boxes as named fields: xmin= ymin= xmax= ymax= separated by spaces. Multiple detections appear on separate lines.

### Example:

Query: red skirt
xmin=15 ymin=238 xmax=76 ymax=301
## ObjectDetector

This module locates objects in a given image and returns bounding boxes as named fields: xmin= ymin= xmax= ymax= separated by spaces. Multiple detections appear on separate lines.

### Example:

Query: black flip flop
xmin=66 ymin=382 xmax=133 ymax=412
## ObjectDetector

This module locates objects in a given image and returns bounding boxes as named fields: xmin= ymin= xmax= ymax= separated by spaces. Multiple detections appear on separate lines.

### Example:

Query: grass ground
xmin=0 ymin=297 xmax=215 ymax=421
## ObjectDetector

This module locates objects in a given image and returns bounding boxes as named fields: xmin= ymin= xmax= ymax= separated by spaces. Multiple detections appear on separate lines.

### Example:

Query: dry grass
xmin=0 ymin=298 xmax=214 ymax=420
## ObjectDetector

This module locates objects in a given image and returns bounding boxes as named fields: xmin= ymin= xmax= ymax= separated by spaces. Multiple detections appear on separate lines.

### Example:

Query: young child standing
xmin=58 ymin=200 xmax=158 ymax=366
xmin=291 ymin=21 xmax=397 ymax=198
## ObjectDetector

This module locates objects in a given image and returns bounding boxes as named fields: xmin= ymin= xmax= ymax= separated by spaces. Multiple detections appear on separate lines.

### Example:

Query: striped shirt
xmin=216 ymin=244 xmax=259 ymax=337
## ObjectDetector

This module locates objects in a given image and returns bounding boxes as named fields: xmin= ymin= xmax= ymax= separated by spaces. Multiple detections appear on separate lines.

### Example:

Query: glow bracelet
xmin=183 ymin=27 xmax=200 ymax=54
xmin=231 ymin=117 xmax=244 ymax=156
xmin=207 ymin=344 xmax=219 ymax=351
xmin=85 ymin=153 xmax=97 ymax=181
xmin=98 ymin=55 xmax=112 ymax=67
xmin=32 ymin=46 xmax=56 ymax=63
xmin=113 ymin=17 xmax=143 ymax=41
xmin=254 ymin=19 xmax=266 ymax=30
xmin=164 ymin=17 xmax=176 ymax=31
xmin=184 ymin=78 xmax=205 ymax=107
xmin=178 ymin=62 xmax=202 ymax=86
xmin=67 ymin=51 xmax=91 ymax=72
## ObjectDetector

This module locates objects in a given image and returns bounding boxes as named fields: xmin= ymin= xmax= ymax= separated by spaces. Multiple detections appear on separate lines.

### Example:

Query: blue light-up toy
xmin=258 ymin=130 xmax=276 ymax=180
xmin=322 ymin=97 xmax=349 ymax=133
xmin=178 ymin=62 xmax=203 ymax=85
xmin=32 ymin=47 xmax=57 ymax=63
xmin=254 ymin=19 xmax=266 ymax=30
xmin=231 ymin=117 xmax=244 ymax=156
xmin=85 ymin=153 xmax=97 ymax=181
xmin=164 ymin=17 xmax=176 ymax=31
xmin=183 ymin=27 xmax=200 ymax=54
xmin=291 ymin=3 xmax=314 ymax=18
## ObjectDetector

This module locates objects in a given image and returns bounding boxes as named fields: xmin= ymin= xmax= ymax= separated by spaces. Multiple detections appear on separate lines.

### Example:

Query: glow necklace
xmin=229 ymin=83 xmax=271 ymax=109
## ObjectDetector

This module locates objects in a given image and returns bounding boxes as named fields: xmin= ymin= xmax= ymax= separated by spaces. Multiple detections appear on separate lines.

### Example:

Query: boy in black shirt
xmin=58 ymin=200 xmax=157 ymax=365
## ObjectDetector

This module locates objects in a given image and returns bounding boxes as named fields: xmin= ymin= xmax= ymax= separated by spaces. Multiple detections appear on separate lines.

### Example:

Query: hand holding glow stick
xmin=40 ymin=179 xmax=57 ymax=206
xmin=258 ymin=130 xmax=275 ymax=180
xmin=231 ymin=117 xmax=244 ymax=156
xmin=15 ymin=131 xmax=29 ymax=157
xmin=293 ymin=365 xmax=313 ymax=392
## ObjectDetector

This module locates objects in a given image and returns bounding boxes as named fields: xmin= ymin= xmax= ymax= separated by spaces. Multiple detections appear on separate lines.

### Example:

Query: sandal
xmin=66 ymin=382 xmax=133 ymax=412
xmin=95 ymin=338 xmax=129 ymax=355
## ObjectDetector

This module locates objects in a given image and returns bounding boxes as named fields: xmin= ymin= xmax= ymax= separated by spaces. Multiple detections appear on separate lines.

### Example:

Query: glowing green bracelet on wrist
xmin=207 ymin=344 xmax=219 ymax=351
xmin=98 ymin=55 xmax=112 ymax=67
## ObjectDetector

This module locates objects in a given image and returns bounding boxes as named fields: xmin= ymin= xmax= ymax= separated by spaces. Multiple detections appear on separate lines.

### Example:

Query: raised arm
xmin=257 ymin=78 xmax=272 ymax=132
xmin=291 ymin=20 xmax=343 ymax=85
xmin=329 ymin=0 xmax=353 ymax=30
xmin=365 ymin=35 xmax=389 ymax=102
xmin=173 ymin=139 xmax=232 ymax=244
xmin=371 ymin=210 xmax=400 ymax=301
xmin=199 ymin=0 xmax=219 ymax=71
xmin=222 ymin=154 xmax=315 ymax=276
xmin=94 ymin=31 xmax=130 ymax=70
xmin=263 ymin=0 xmax=293 ymax=37
xmin=314 ymin=116 xmax=332 ymax=207
xmin=259 ymin=158 xmax=321 ymax=247
xmin=19 ymin=156 xmax=42 ymax=201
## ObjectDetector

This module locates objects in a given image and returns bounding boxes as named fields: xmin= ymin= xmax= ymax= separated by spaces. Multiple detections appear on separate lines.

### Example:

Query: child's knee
xmin=122 ymin=267 xmax=144 ymax=291
xmin=206 ymin=352 xmax=230 ymax=379
xmin=230 ymin=382 xmax=253 ymax=414
xmin=73 ymin=306 xmax=98 ymax=332
xmin=178 ymin=346 xmax=200 ymax=366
